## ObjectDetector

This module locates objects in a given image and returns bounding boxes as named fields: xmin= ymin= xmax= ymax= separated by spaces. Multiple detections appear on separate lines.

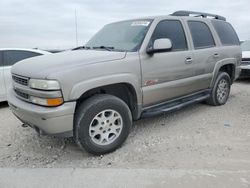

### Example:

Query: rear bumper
xmin=7 ymin=89 xmax=76 ymax=137
xmin=239 ymin=65 xmax=250 ymax=78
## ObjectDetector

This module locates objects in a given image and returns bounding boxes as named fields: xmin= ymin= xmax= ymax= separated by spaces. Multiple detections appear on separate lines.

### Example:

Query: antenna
xmin=74 ymin=9 xmax=78 ymax=46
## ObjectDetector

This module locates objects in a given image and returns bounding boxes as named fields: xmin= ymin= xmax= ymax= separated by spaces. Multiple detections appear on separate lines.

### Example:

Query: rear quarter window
xmin=212 ymin=20 xmax=240 ymax=46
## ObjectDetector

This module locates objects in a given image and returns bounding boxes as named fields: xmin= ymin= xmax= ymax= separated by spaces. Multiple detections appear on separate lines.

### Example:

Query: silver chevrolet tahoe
xmin=8 ymin=11 xmax=241 ymax=155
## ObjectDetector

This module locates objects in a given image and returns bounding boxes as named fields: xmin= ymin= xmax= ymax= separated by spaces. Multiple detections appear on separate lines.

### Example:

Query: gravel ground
xmin=0 ymin=81 xmax=250 ymax=171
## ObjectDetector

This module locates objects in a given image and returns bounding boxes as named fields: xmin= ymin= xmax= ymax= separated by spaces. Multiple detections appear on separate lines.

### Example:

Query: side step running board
xmin=141 ymin=91 xmax=210 ymax=118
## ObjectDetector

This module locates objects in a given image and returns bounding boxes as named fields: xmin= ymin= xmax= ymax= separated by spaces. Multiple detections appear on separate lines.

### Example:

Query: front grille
xmin=14 ymin=89 xmax=29 ymax=99
xmin=12 ymin=75 xmax=29 ymax=86
xmin=241 ymin=58 xmax=250 ymax=66
xmin=242 ymin=58 xmax=250 ymax=62
xmin=241 ymin=61 xmax=250 ymax=66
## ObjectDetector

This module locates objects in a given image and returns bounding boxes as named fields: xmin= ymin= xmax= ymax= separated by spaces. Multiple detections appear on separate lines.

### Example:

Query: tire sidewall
xmin=213 ymin=72 xmax=231 ymax=105
xmin=75 ymin=95 xmax=132 ymax=155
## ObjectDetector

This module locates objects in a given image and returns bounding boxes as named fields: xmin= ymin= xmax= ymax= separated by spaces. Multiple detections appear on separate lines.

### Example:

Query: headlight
xmin=29 ymin=79 xmax=60 ymax=90
xmin=29 ymin=96 xmax=63 ymax=107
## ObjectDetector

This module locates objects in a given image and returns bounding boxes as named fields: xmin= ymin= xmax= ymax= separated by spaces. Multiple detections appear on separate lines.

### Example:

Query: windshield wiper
xmin=92 ymin=46 xmax=115 ymax=51
xmin=72 ymin=46 xmax=91 ymax=51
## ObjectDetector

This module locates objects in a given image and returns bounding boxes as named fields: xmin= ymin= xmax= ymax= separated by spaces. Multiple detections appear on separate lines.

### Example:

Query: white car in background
xmin=0 ymin=48 xmax=51 ymax=102
xmin=240 ymin=40 xmax=250 ymax=78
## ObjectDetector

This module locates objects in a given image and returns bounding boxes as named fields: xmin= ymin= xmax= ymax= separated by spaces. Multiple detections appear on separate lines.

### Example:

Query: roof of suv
xmin=130 ymin=10 xmax=226 ymax=22
xmin=171 ymin=11 xmax=226 ymax=21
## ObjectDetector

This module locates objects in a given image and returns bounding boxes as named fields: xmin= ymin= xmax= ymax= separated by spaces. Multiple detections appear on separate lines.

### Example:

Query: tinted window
xmin=150 ymin=20 xmax=187 ymax=51
xmin=212 ymin=20 xmax=240 ymax=46
xmin=0 ymin=51 xmax=3 ymax=66
xmin=188 ymin=21 xmax=215 ymax=49
xmin=4 ymin=50 xmax=40 ymax=66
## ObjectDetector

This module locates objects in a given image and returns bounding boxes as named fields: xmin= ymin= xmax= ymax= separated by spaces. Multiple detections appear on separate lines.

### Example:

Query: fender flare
xmin=210 ymin=58 xmax=236 ymax=87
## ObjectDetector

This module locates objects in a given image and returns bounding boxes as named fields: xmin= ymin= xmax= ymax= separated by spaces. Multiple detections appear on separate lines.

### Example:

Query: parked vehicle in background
xmin=240 ymin=40 xmax=250 ymax=78
xmin=8 ymin=11 xmax=241 ymax=155
xmin=0 ymin=48 xmax=51 ymax=102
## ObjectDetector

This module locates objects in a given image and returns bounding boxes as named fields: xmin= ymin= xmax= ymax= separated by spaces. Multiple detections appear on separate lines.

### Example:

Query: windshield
xmin=86 ymin=20 xmax=152 ymax=52
xmin=241 ymin=40 xmax=250 ymax=51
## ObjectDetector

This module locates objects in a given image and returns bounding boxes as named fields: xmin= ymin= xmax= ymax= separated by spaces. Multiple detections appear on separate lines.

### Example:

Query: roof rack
xmin=172 ymin=10 xmax=226 ymax=21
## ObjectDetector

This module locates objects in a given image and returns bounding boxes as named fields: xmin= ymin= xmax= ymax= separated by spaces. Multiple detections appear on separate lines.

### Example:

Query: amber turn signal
xmin=29 ymin=96 xmax=64 ymax=107
xmin=46 ymin=98 xmax=64 ymax=107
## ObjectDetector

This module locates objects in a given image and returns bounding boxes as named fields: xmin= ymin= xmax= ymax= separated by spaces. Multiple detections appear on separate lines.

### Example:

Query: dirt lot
xmin=0 ymin=81 xmax=250 ymax=173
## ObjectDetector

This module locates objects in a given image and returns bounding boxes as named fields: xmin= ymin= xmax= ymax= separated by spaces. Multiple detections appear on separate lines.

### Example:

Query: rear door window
xmin=188 ymin=21 xmax=215 ymax=49
xmin=212 ymin=20 xmax=240 ymax=46
xmin=4 ymin=50 xmax=40 ymax=66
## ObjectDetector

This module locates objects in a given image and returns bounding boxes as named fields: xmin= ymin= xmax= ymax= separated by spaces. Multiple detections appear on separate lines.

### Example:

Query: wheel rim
xmin=216 ymin=79 xmax=229 ymax=103
xmin=89 ymin=109 xmax=123 ymax=146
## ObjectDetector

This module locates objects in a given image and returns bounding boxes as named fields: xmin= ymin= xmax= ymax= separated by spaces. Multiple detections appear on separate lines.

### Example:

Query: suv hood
xmin=11 ymin=50 xmax=126 ymax=78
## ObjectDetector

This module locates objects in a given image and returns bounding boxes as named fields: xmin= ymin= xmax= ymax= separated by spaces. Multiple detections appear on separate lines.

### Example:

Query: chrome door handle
xmin=185 ymin=57 xmax=193 ymax=64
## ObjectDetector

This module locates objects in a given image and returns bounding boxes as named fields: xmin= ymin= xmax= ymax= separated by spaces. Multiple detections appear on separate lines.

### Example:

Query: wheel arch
xmin=210 ymin=58 xmax=236 ymax=87
xmin=74 ymin=82 xmax=141 ymax=120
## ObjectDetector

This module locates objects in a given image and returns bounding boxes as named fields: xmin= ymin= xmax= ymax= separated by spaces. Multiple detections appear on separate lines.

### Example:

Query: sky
xmin=0 ymin=0 xmax=249 ymax=50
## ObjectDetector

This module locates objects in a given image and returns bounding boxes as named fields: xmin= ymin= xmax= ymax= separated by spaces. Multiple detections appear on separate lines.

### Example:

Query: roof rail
xmin=172 ymin=10 xmax=226 ymax=21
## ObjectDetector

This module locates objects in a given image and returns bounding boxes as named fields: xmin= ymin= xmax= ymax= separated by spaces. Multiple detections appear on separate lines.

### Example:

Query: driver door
xmin=140 ymin=19 xmax=196 ymax=107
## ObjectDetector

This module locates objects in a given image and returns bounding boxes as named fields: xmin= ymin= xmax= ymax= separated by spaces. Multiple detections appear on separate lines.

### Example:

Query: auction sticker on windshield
xmin=131 ymin=21 xmax=150 ymax=26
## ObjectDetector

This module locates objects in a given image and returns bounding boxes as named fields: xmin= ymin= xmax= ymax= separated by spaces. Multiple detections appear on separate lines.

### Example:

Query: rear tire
xmin=206 ymin=72 xmax=231 ymax=106
xmin=74 ymin=94 xmax=132 ymax=155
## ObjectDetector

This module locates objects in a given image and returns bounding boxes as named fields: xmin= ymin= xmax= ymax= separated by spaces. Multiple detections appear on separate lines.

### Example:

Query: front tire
xmin=74 ymin=94 xmax=132 ymax=155
xmin=206 ymin=72 xmax=231 ymax=106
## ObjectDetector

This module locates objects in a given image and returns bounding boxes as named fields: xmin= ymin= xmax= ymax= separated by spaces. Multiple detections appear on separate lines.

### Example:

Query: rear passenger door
xmin=3 ymin=50 xmax=40 ymax=94
xmin=0 ymin=51 xmax=6 ymax=101
xmin=187 ymin=20 xmax=221 ymax=89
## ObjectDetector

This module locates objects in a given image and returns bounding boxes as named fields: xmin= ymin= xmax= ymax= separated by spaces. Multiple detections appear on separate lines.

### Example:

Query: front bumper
xmin=7 ymin=89 xmax=76 ymax=137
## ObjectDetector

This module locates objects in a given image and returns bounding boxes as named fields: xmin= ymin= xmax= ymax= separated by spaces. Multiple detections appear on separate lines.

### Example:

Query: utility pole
xmin=75 ymin=9 xmax=78 ymax=47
